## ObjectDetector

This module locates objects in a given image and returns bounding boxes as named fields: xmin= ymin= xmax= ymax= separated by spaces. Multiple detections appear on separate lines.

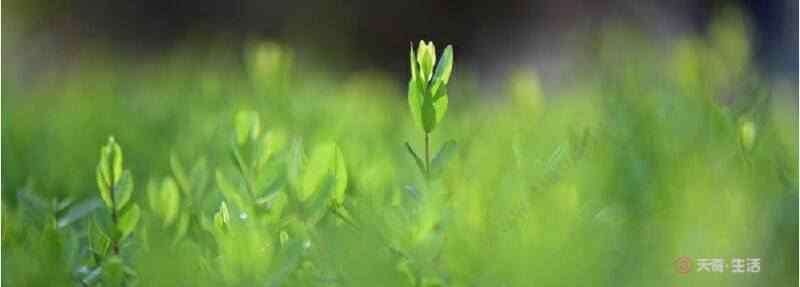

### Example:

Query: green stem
xmin=108 ymin=179 xmax=120 ymax=255
xmin=424 ymin=133 xmax=430 ymax=177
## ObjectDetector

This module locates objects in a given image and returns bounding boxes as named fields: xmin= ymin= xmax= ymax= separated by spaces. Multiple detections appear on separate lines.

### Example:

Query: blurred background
xmin=2 ymin=1 xmax=798 ymax=287
xmin=3 ymin=0 xmax=798 ymax=91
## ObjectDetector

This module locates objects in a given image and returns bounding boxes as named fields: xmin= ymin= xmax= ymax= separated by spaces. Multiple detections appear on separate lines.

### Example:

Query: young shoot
xmin=405 ymin=40 xmax=457 ymax=180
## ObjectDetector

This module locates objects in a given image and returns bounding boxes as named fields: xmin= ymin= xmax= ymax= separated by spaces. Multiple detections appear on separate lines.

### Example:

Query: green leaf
xmin=213 ymin=201 xmax=230 ymax=230
xmin=234 ymin=110 xmax=261 ymax=145
xmin=421 ymin=88 xmax=437 ymax=133
xmin=301 ymin=142 xmax=347 ymax=204
xmin=170 ymin=153 xmax=191 ymax=194
xmin=174 ymin=213 xmax=190 ymax=244
xmin=96 ymin=164 xmax=113 ymax=208
xmin=98 ymin=144 xmax=112 ymax=185
xmin=409 ymin=42 xmax=418 ymax=82
xmin=404 ymin=142 xmax=426 ymax=175
xmin=117 ymin=204 xmax=141 ymax=239
xmin=57 ymin=198 xmax=103 ymax=228
xmin=89 ymin=216 xmax=111 ymax=257
xmin=215 ymin=170 xmax=249 ymax=214
xmin=331 ymin=144 xmax=348 ymax=205
xmin=408 ymin=77 xmax=425 ymax=131
xmin=417 ymin=41 xmax=436 ymax=82
xmin=159 ymin=178 xmax=181 ymax=225
xmin=306 ymin=175 xmax=337 ymax=225
xmin=113 ymin=170 xmax=134 ymax=211
xmin=430 ymin=140 xmax=458 ymax=178
xmin=432 ymin=85 xmax=448 ymax=128
xmin=111 ymin=138 xmax=123 ymax=185
xmin=432 ymin=45 xmax=453 ymax=86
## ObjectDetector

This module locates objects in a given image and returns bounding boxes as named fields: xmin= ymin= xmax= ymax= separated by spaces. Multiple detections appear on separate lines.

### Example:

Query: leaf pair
xmin=409 ymin=41 xmax=454 ymax=133
xmin=405 ymin=140 xmax=458 ymax=179
xmin=298 ymin=142 xmax=348 ymax=205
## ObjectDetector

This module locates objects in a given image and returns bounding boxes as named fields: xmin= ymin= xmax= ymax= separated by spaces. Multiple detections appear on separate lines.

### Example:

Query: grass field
xmin=2 ymin=11 xmax=798 ymax=287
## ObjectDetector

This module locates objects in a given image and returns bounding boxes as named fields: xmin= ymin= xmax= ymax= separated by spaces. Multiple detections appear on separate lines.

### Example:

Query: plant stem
xmin=424 ymin=132 xmax=430 ymax=177
xmin=108 ymin=180 xmax=120 ymax=255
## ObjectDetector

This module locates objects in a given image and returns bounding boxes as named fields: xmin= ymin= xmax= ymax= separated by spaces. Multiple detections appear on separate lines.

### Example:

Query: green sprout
xmin=406 ymin=40 xmax=456 ymax=179
xmin=92 ymin=136 xmax=140 ymax=285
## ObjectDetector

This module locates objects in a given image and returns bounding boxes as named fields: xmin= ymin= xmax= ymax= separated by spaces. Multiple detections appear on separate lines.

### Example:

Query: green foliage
xmin=408 ymin=41 xmax=453 ymax=134
xmin=2 ymin=13 xmax=798 ymax=287
xmin=407 ymin=40 xmax=458 ymax=179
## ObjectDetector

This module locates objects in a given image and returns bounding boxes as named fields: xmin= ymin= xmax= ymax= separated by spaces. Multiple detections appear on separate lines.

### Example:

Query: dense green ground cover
xmin=2 ymin=12 xmax=798 ymax=287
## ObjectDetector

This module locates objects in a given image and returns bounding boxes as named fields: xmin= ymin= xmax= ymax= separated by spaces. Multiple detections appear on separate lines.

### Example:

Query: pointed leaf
xmin=170 ymin=153 xmax=191 ymax=194
xmin=57 ymin=198 xmax=102 ymax=228
xmin=111 ymin=139 xmax=123 ymax=185
xmin=306 ymin=175 xmax=337 ymax=225
xmin=158 ymin=178 xmax=180 ymax=225
xmin=432 ymin=45 xmax=454 ymax=86
xmin=331 ymin=144 xmax=348 ymax=205
xmin=96 ymin=165 xmax=113 ymax=208
xmin=432 ymin=85 xmax=448 ymax=127
xmin=408 ymin=78 xmax=425 ymax=131
xmin=174 ymin=213 xmax=190 ymax=244
xmin=234 ymin=110 xmax=261 ymax=145
xmin=113 ymin=170 xmax=134 ymax=211
xmin=409 ymin=42 xmax=418 ymax=82
xmin=417 ymin=41 xmax=436 ymax=81
xmin=118 ymin=204 xmax=141 ymax=239
xmin=214 ymin=201 xmax=230 ymax=230
xmin=404 ymin=142 xmax=426 ymax=175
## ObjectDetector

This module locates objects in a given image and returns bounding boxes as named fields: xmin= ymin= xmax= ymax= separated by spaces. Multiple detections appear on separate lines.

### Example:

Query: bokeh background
xmin=2 ymin=1 xmax=798 ymax=286
xmin=4 ymin=0 xmax=798 ymax=88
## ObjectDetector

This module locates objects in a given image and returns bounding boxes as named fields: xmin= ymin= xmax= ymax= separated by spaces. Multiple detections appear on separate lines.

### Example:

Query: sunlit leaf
xmin=214 ymin=201 xmax=230 ymax=231
xmin=159 ymin=178 xmax=181 ymax=225
xmin=431 ymin=45 xmax=453 ymax=86
xmin=408 ymin=77 xmax=426 ymax=131
xmin=235 ymin=110 xmax=261 ymax=145
xmin=417 ymin=41 xmax=436 ymax=82
xmin=111 ymin=138 xmax=123 ymax=185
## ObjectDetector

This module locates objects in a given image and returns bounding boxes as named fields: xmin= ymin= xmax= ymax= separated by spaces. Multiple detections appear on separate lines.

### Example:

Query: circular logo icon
xmin=674 ymin=256 xmax=692 ymax=275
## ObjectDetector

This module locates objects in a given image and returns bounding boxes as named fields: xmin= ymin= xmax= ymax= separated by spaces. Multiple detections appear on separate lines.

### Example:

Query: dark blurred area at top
xmin=3 ymin=0 xmax=797 ymax=82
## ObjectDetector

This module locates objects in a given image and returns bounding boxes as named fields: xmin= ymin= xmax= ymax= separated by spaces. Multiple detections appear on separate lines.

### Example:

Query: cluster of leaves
xmin=87 ymin=137 xmax=141 ymax=286
xmin=405 ymin=41 xmax=458 ymax=180
xmin=2 ymin=21 xmax=798 ymax=287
